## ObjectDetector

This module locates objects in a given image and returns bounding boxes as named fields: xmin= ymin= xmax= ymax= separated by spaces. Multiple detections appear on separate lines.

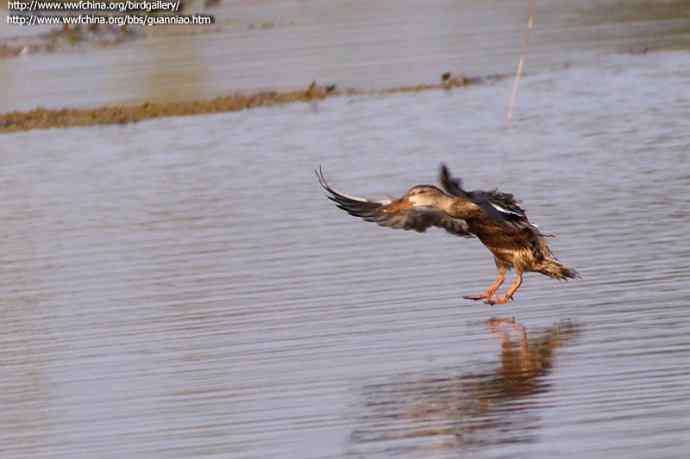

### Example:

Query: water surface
xmin=1 ymin=51 xmax=690 ymax=458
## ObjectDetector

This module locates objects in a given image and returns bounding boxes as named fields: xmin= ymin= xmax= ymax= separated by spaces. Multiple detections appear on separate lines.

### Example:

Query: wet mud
xmin=0 ymin=73 xmax=503 ymax=133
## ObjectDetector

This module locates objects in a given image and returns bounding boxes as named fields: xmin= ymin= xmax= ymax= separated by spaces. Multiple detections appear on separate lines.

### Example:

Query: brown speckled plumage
xmin=317 ymin=164 xmax=578 ymax=305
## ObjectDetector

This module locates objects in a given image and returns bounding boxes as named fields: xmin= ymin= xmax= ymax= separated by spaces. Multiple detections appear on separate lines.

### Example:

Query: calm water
xmin=1 ymin=51 xmax=690 ymax=458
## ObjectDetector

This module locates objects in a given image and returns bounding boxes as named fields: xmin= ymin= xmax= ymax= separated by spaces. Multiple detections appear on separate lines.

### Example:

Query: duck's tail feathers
xmin=538 ymin=259 xmax=580 ymax=280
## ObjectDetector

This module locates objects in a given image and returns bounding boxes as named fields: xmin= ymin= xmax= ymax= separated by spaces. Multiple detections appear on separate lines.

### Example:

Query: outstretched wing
xmin=316 ymin=167 xmax=473 ymax=238
xmin=438 ymin=163 xmax=548 ymax=234
xmin=439 ymin=163 xmax=467 ymax=197
xmin=470 ymin=190 xmax=528 ymax=227
xmin=485 ymin=190 xmax=526 ymax=217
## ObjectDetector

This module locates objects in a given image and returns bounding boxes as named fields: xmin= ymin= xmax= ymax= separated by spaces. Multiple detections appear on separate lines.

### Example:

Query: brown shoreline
xmin=0 ymin=74 xmax=504 ymax=134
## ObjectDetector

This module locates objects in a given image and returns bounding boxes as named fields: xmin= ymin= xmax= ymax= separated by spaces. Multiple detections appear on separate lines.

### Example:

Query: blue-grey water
xmin=1 ymin=50 xmax=690 ymax=458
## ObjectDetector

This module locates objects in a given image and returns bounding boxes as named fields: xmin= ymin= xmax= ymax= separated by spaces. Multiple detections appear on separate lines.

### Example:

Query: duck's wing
xmin=439 ymin=163 xmax=467 ymax=197
xmin=439 ymin=164 xmax=554 ymax=236
xmin=470 ymin=189 xmax=557 ymax=236
xmin=316 ymin=167 xmax=473 ymax=238
xmin=472 ymin=190 xmax=526 ymax=221
xmin=485 ymin=190 xmax=526 ymax=217
xmin=440 ymin=164 xmax=527 ymax=225
xmin=466 ymin=189 xmax=534 ymax=231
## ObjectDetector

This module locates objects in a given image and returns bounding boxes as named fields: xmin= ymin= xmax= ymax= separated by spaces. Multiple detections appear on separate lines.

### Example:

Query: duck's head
xmin=406 ymin=185 xmax=448 ymax=208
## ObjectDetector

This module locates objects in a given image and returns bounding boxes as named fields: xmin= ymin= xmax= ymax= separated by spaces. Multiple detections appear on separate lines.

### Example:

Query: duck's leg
xmin=485 ymin=270 xmax=523 ymax=305
xmin=463 ymin=267 xmax=507 ymax=301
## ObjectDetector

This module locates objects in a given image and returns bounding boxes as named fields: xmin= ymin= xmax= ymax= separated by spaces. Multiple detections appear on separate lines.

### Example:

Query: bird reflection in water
xmin=349 ymin=319 xmax=579 ymax=456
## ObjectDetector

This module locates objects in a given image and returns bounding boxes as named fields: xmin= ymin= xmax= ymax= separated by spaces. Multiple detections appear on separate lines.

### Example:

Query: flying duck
xmin=317 ymin=164 xmax=578 ymax=305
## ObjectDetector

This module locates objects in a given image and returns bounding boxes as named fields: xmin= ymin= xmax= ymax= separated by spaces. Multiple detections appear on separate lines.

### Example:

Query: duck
xmin=316 ymin=164 xmax=578 ymax=305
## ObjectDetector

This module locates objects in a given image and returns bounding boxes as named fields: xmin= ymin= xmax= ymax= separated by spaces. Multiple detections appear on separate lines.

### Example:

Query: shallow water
xmin=1 ymin=51 xmax=690 ymax=458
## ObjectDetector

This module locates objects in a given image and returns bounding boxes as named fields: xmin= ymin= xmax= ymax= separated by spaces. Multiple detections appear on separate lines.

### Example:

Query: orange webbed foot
xmin=484 ymin=295 xmax=514 ymax=306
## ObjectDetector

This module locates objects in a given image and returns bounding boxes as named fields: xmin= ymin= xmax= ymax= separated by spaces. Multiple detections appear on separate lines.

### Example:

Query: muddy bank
xmin=0 ymin=74 xmax=501 ymax=133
